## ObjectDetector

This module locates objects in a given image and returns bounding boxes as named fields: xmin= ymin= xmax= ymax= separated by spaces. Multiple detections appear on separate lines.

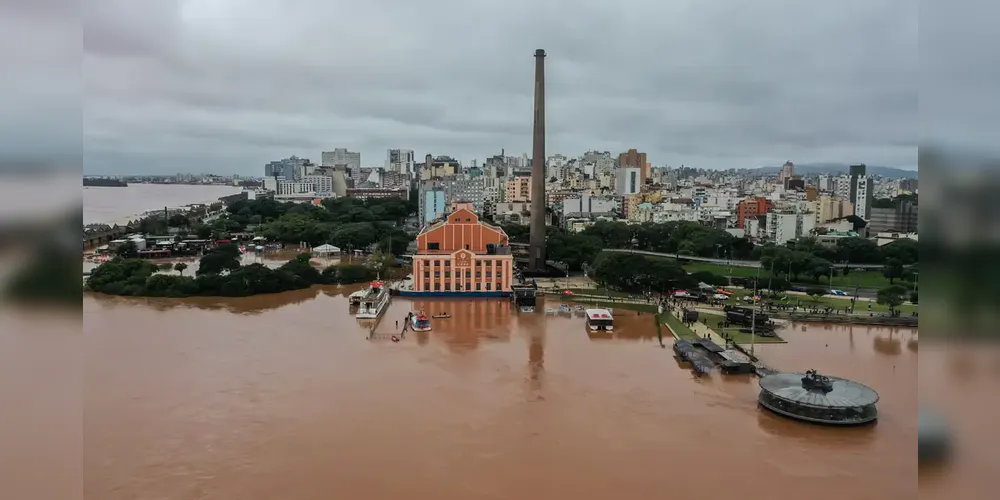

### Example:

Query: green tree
xmin=581 ymin=221 xmax=634 ymax=249
xmin=835 ymin=237 xmax=881 ymax=264
xmin=547 ymin=231 xmax=602 ymax=271
xmin=174 ymin=262 xmax=188 ymax=276
xmin=115 ymin=241 xmax=137 ymax=258
xmin=909 ymin=290 xmax=918 ymax=304
xmin=192 ymin=224 xmax=213 ymax=239
xmin=167 ymin=213 xmax=190 ymax=227
xmin=330 ymin=222 xmax=378 ymax=253
xmin=880 ymin=239 xmax=918 ymax=265
xmin=876 ymin=285 xmax=908 ymax=317
xmin=806 ymin=286 xmax=827 ymax=304
xmin=197 ymin=244 xmax=242 ymax=276
xmin=86 ymin=258 xmax=159 ymax=295
xmin=501 ymin=224 xmax=530 ymax=243
xmin=278 ymin=253 xmax=321 ymax=284
xmin=882 ymin=257 xmax=904 ymax=284
xmin=366 ymin=250 xmax=396 ymax=276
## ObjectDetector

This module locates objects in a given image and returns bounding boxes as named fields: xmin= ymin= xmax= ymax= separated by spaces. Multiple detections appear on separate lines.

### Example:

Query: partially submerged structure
xmin=758 ymin=370 xmax=879 ymax=425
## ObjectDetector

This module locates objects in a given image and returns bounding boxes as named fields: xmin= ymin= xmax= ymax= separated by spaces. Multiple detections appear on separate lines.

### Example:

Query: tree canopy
xmin=87 ymin=251 xmax=379 ymax=298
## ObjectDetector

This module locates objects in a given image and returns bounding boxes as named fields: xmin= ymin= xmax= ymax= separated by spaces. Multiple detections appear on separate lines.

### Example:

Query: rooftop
xmin=759 ymin=372 xmax=879 ymax=409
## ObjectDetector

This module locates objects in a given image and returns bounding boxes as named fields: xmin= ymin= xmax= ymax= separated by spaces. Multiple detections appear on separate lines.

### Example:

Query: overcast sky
xmin=6 ymin=0 xmax=965 ymax=175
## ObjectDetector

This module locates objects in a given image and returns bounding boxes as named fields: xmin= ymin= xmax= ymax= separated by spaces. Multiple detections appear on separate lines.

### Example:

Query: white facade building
xmin=615 ymin=167 xmax=641 ymax=196
xmin=562 ymin=194 xmax=618 ymax=215
xmin=302 ymin=174 xmax=334 ymax=195
xmin=853 ymin=175 xmax=874 ymax=220
xmin=766 ymin=212 xmax=816 ymax=245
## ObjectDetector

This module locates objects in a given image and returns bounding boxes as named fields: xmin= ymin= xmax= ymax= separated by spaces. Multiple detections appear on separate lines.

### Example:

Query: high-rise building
xmin=849 ymin=164 xmax=874 ymax=220
xmin=264 ymin=156 xmax=310 ymax=181
xmin=615 ymin=167 xmax=641 ymax=196
xmin=778 ymin=161 xmax=795 ymax=185
xmin=386 ymin=149 xmax=415 ymax=175
xmin=422 ymin=155 xmax=460 ymax=180
xmin=736 ymin=196 xmax=774 ymax=228
xmin=321 ymin=148 xmax=361 ymax=179
xmin=766 ymin=211 xmax=816 ymax=245
xmin=618 ymin=149 xmax=648 ymax=185
xmin=868 ymin=198 xmax=918 ymax=234
xmin=505 ymin=175 xmax=532 ymax=202
xmin=813 ymin=195 xmax=854 ymax=224
xmin=418 ymin=185 xmax=447 ymax=224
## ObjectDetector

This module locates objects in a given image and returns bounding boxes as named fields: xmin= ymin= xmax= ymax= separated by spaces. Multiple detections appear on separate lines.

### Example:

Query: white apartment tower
xmin=615 ymin=167 xmax=641 ymax=196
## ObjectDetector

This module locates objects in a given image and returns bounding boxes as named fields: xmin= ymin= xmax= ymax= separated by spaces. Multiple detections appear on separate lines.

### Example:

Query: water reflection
xmin=83 ymin=285 xmax=353 ymax=315
xmin=874 ymin=333 xmax=904 ymax=356
xmin=527 ymin=331 xmax=545 ymax=401
xmin=756 ymin=411 xmax=878 ymax=449
xmin=407 ymin=298 xmax=514 ymax=351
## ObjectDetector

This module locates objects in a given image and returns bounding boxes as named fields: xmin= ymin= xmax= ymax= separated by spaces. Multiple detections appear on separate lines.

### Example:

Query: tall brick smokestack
xmin=528 ymin=49 xmax=547 ymax=272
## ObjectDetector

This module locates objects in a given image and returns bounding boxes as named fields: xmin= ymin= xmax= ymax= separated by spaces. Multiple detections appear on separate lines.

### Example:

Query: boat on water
xmin=573 ymin=305 xmax=587 ymax=315
xmin=544 ymin=308 xmax=558 ymax=314
xmin=410 ymin=312 xmax=432 ymax=332
xmin=355 ymin=280 xmax=391 ymax=319
xmin=520 ymin=306 xmax=535 ymax=313
xmin=432 ymin=313 xmax=451 ymax=319
xmin=585 ymin=308 xmax=614 ymax=331
xmin=558 ymin=304 xmax=571 ymax=314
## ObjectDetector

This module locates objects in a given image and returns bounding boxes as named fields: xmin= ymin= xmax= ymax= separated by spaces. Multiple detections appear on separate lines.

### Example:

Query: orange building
xmin=736 ymin=196 xmax=774 ymax=228
xmin=408 ymin=208 xmax=515 ymax=297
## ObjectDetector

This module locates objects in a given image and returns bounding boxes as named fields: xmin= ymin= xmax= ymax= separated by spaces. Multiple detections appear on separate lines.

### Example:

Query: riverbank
xmin=771 ymin=312 xmax=918 ymax=327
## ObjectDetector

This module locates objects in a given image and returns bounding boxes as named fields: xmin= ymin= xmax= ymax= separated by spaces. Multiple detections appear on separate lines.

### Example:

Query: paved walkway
xmin=664 ymin=307 xmax=729 ymax=346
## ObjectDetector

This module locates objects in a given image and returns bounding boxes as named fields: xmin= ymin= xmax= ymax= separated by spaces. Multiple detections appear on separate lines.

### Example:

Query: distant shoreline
xmin=83 ymin=184 xmax=243 ymax=226
xmin=83 ymin=178 xmax=128 ymax=187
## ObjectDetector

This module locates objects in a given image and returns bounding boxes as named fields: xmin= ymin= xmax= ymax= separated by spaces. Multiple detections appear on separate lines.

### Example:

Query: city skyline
xmin=71 ymin=1 xmax=920 ymax=175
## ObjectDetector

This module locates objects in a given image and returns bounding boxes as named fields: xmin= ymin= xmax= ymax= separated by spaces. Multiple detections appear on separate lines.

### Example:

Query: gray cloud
xmin=4 ymin=0 xmax=940 ymax=174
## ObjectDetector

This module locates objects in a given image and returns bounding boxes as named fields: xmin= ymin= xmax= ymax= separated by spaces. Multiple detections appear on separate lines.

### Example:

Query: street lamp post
xmin=750 ymin=263 xmax=762 ymax=357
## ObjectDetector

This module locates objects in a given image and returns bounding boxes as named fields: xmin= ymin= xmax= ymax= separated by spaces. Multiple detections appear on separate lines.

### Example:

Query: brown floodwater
xmin=83 ymin=291 xmax=917 ymax=499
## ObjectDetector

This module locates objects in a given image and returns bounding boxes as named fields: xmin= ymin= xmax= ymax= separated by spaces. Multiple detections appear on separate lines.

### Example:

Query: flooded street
xmin=83 ymin=290 xmax=916 ymax=499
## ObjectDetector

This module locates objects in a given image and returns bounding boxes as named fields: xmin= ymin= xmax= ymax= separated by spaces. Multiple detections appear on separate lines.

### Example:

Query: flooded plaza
xmin=84 ymin=289 xmax=916 ymax=499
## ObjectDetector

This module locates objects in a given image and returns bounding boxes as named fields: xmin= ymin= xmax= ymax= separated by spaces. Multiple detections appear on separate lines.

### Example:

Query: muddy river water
xmin=83 ymin=288 xmax=917 ymax=499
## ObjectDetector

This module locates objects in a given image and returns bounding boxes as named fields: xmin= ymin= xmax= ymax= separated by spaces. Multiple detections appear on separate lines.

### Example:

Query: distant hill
xmin=752 ymin=163 xmax=917 ymax=178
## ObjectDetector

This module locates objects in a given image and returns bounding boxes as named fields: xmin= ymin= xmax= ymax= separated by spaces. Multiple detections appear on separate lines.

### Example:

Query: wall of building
xmin=412 ymin=209 xmax=514 ymax=294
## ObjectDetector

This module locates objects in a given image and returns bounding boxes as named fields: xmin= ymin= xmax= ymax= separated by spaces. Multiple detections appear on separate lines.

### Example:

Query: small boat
xmin=410 ymin=312 xmax=432 ymax=332
xmin=544 ymin=308 xmax=558 ymax=314
xmin=520 ymin=306 xmax=535 ymax=313
xmin=354 ymin=279 xmax=390 ymax=318
xmin=558 ymin=304 xmax=571 ymax=314
xmin=573 ymin=305 xmax=587 ymax=315
xmin=432 ymin=313 xmax=451 ymax=319
xmin=391 ymin=335 xmax=400 ymax=343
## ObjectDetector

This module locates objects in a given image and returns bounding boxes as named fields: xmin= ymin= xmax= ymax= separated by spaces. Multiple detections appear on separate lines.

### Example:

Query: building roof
xmin=759 ymin=372 xmax=879 ymax=408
